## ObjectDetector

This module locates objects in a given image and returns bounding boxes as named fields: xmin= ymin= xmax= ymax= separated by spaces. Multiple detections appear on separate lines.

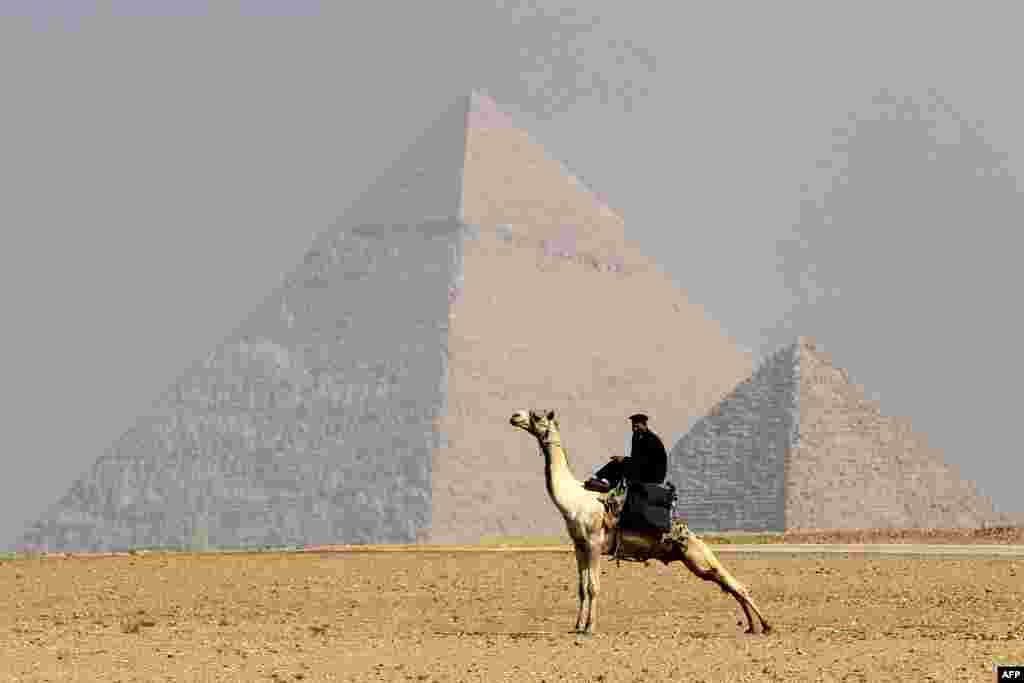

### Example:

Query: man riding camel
xmin=585 ymin=413 xmax=667 ymax=492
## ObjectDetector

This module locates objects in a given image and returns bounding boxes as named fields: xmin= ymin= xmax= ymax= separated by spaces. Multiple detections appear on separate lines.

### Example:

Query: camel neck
xmin=540 ymin=436 xmax=578 ymax=511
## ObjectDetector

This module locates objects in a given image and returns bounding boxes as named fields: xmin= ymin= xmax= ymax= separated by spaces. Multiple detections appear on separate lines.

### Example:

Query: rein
xmin=539 ymin=435 xmax=567 ymax=465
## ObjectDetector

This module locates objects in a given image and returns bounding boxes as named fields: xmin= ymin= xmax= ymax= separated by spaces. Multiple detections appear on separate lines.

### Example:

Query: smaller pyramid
xmin=668 ymin=336 xmax=1005 ymax=532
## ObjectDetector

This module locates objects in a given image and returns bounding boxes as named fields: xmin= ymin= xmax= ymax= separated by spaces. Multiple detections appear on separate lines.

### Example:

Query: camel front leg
xmin=574 ymin=545 xmax=588 ymax=633
xmin=580 ymin=546 xmax=601 ymax=635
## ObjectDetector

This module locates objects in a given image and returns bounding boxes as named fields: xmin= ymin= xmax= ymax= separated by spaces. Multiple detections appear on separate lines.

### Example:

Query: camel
xmin=509 ymin=408 xmax=772 ymax=636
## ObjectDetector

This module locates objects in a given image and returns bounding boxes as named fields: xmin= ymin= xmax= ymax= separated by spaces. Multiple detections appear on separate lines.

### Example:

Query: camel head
xmin=509 ymin=409 xmax=561 ymax=445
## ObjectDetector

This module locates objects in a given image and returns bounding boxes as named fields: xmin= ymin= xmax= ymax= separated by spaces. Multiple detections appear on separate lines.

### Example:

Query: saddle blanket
xmin=603 ymin=481 xmax=677 ymax=533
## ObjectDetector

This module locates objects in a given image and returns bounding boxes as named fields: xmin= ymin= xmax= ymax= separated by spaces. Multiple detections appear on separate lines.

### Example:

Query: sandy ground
xmin=2 ymin=547 xmax=1023 ymax=682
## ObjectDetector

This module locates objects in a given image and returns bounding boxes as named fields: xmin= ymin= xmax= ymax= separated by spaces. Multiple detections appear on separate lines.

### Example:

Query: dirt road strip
xmin=15 ymin=542 xmax=1024 ymax=560
xmin=712 ymin=543 xmax=1024 ymax=557
xmin=295 ymin=543 xmax=1024 ymax=557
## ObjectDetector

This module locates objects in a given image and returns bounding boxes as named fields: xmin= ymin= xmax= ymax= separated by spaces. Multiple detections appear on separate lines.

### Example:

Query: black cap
xmin=628 ymin=413 xmax=649 ymax=423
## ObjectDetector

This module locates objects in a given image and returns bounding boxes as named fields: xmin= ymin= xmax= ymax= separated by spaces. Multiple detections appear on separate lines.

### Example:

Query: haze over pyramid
xmin=15 ymin=92 xmax=752 ymax=552
xmin=435 ymin=92 xmax=753 ymax=543
xmin=668 ymin=336 xmax=1006 ymax=532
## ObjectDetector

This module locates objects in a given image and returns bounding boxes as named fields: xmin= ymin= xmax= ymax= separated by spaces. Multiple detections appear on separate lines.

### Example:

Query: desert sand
xmin=2 ymin=544 xmax=1022 ymax=682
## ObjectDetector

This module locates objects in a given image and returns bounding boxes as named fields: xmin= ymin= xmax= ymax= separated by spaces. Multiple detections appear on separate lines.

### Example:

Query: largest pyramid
xmin=15 ymin=92 xmax=753 ymax=553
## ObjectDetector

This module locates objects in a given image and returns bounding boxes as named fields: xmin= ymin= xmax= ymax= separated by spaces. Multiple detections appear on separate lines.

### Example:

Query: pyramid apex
xmin=796 ymin=335 xmax=816 ymax=350
xmin=467 ymin=90 xmax=514 ymax=130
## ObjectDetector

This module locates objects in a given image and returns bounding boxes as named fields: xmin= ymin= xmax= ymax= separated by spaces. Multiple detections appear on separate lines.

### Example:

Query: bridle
xmin=532 ymin=414 xmax=562 ymax=450
xmin=539 ymin=432 xmax=561 ymax=449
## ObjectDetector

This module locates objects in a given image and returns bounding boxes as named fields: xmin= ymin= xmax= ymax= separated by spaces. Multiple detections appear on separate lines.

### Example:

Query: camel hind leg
xmin=672 ymin=532 xmax=772 ymax=634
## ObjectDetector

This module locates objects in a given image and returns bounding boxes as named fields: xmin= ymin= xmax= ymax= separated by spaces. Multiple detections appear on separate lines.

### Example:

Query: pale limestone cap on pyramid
xmin=463 ymin=89 xmax=619 ymax=219
xmin=468 ymin=90 xmax=514 ymax=130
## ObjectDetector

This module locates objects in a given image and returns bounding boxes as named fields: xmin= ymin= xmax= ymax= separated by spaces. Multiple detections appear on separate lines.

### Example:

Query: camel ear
xmin=546 ymin=410 xmax=555 ymax=420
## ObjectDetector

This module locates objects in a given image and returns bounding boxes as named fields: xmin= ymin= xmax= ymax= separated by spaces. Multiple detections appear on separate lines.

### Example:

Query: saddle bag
xmin=621 ymin=481 xmax=677 ymax=532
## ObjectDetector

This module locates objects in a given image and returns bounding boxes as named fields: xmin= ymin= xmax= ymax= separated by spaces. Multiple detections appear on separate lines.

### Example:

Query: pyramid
xmin=14 ymin=92 xmax=752 ymax=553
xmin=668 ymin=336 xmax=1005 ymax=532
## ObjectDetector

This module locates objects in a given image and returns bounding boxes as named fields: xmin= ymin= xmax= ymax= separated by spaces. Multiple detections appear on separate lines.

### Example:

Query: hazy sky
xmin=3 ymin=1 xmax=1023 ymax=547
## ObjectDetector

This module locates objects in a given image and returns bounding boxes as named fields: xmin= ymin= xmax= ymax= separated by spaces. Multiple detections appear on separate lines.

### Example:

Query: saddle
xmin=599 ymin=480 xmax=678 ymax=565
xmin=599 ymin=480 xmax=677 ymax=533
xmin=619 ymin=481 xmax=677 ymax=533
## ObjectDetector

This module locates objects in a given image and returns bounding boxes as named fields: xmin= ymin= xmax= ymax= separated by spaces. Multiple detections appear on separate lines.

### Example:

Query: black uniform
xmin=625 ymin=429 xmax=667 ymax=483
xmin=593 ymin=428 xmax=667 ymax=487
